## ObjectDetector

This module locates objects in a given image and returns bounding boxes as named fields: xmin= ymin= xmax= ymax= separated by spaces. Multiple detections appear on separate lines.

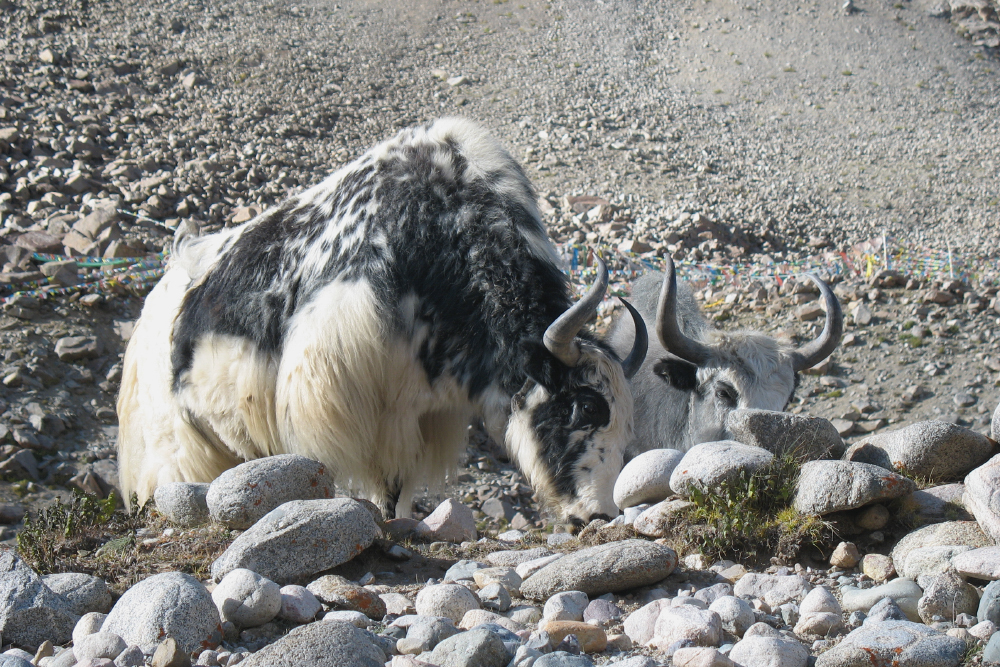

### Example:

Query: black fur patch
xmin=652 ymin=357 xmax=698 ymax=392
xmin=530 ymin=381 xmax=611 ymax=498
xmin=170 ymin=123 xmax=583 ymax=399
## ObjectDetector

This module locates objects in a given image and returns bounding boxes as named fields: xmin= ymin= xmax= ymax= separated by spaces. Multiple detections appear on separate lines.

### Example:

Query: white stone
xmin=321 ymin=610 xmax=372 ymax=627
xmin=101 ymin=572 xmax=221 ymax=654
xmin=543 ymin=591 xmax=589 ymax=622
xmin=794 ymin=587 xmax=844 ymax=636
xmin=708 ymin=596 xmax=755 ymax=638
xmin=74 ymin=632 xmax=127 ymax=662
xmin=899 ymin=545 xmax=970 ymax=581
xmin=206 ymin=454 xmax=336 ymax=530
xmin=379 ymin=592 xmax=415 ymax=616
xmin=733 ymin=573 xmax=812 ymax=608
xmin=212 ymin=568 xmax=282 ymax=629
xmin=729 ymin=635 xmax=809 ymax=667
xmin=516 ymin=554 xmax=563 ymax=580
xmin=624 ymin=598 xmax=670 ymax=646
xmin=73 ymin=612 xmax=107 ymax=646
xmin=951 ymin=545 xmax=1000 ymax=580
xmin=278 ymin=585 xmax=321 ymax=623
xmin=613 ymin=449 xmax=684 ymax=509
xmin=505 ymin=604 xmax=542 ymax=625
xmin=651 ymin=605 xmax=722 ymax=649
xmin=840 ymin=578 xmax=923 ymax=622
xmin=414 ymin=584 xmax=480 ymax=625
xmin=210 ymin=498 xmax=379 ymax=585
xmin=672 ymin=647 xmax=737 ymax=667
xmin=670 ymin=441 xmax=774 ymax=498
xmin=965 ymin=453 xmax=1000 ymax=543
xmin=416 ymin=499 xmax=477 ymax=543
xmin=42 ymin=572 xmax=113 ymax=616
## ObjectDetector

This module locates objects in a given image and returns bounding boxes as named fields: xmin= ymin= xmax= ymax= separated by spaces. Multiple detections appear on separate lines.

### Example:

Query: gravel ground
xmin=0 ymin=0 xmax=999 ymax=532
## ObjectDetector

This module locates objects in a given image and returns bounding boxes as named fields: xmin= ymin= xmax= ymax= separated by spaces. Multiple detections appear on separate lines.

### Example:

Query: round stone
xmin=212 ymin=568 xmax=282 ymax=628
xmin=613 ymin=449 xmax=684 ymax=509
xmin=278 ymin=585 xmax=321 ymax=623
xmin=415 ymin=584 xmax=481 ymax=624
xmin=650 ymin=605 xmax=722 ymax=649
xmin=544 ymin=591 xmax=590 ymax=622
xmin=708 ymin=596 xmax=755 ymax=638
xmin=154 ymin=482 xmax=211 ymax=528
xmin=102 ymin=572 xmax=220 ymax=654
xmin=669 ymin=441 xmax=774 ymax=498
xmin=206 ymin=454 xmax=336 ymax=530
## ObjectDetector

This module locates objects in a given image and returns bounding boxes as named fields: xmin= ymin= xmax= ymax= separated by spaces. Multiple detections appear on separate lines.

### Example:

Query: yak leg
xmin=388 ymin=406 xmax=473 ymax=520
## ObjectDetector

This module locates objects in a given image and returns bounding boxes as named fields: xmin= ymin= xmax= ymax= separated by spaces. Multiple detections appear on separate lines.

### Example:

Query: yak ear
xmin=521 ymin=339 xmax=567 ymax=394
xmin=653 ymin=357 xmax=698 ymax=392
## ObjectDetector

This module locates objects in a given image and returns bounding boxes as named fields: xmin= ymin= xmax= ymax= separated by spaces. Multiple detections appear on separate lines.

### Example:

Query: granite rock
xmin=793 ymin=460 xmax=915 ymax=515
xmin=206 ymin=455 xmax=336 ymax=530
xmin=520 ymin=540 xmax=677 ymax=600
xmin=210 ymin=498 xmax=378 ymax=584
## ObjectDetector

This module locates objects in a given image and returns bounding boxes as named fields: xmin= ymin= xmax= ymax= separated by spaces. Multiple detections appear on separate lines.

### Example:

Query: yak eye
xmin=715 ymin=385 xmax=737 ymax=405
xmin=581 ymin=399 xmax=597 ymax=415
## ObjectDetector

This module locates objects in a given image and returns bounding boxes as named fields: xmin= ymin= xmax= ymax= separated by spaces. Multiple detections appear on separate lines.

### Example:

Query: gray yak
xmin=610 ymin=256 xmax=842 ymax=457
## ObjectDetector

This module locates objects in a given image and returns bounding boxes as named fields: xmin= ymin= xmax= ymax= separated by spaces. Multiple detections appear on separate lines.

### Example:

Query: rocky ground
xmin=2 ymin=0 xmax=1000 ymax=665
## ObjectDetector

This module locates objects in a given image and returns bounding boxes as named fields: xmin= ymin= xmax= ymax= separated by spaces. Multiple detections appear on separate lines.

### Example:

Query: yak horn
xmin=656 ymin=255 xmax=711 ymax=365
xmin=791 ymin=273 xmax=844 ymax=372
xmin=618 ymin=298 xmax=648 ymax=379
xmin=544 ymin=255 xmax=608 ymax=367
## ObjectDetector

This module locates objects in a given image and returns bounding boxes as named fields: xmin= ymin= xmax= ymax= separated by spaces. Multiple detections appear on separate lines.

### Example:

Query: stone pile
xmin=0 ymin=432 xmax=995 ymax=666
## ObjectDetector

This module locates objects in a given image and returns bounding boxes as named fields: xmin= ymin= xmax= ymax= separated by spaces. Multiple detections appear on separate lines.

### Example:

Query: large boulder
xmin=41 ymin=572 xmax=113 ymax=615
xmin=726 ymin=408 xmax=843 ymax=460
xmin=793 ymin=460 xmax=915 ymax=515
xmin=238 ymin=620 xmax=386 ymax=667
xmin=520 ymin=540 xmax=676 ymax=600
xmin=844 ymin=421 xmax=994 ymax=482
xmin=211 ymin=498 xmax=379 ymax=584
xmin=815 ymin=620 xmax=965 ymax=667
xmin=206 ymin=455 xmax=336 ymax=530
xmin=965 ymin=453 xmax=1000 ymax=543
xmin=729 ymin=635 xmax=809 ymax=667
xmin=424 ymin=627 xmax=511 ymax=667
xmin=101 ymin=572 xmax=220 ymax=654
xmin=890 ymin=521 xmax=993 ymax=566
xmin=0 ymin=550 xmax=79 ymax=646
xmin=669 ymin=441 xmax=774 ymax=497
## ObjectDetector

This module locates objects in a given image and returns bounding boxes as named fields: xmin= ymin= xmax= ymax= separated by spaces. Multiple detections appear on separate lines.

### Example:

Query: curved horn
xmin=656 ymin=255 xmax=711 ymax=365
xmin=791 ymin=273 xmax=844 ymax=372
xmin=544 ymin=255 xmax=609 ymax=367
xmin=618 ymin=298 xmax=648 ymax=379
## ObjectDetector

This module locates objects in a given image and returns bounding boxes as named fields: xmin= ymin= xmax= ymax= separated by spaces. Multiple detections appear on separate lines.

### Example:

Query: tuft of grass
xmin=671 ymin=452 xmax=831 ymax=565
xmin=17 ymin=492 xmax=233 ymax=594
xmin=899 ymin=333 xmax=923 ymax=348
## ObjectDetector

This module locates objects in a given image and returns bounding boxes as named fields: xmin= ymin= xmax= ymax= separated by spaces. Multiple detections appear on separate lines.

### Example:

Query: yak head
xmin=653 ymin=255 xmax=843 ymax=447
xmin=506 ymin=258 xmax=648 ymax=528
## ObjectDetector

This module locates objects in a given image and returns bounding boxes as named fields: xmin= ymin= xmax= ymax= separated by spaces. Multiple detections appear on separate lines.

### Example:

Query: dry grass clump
xmin=16 ymin=491 xmax=233 ymax=594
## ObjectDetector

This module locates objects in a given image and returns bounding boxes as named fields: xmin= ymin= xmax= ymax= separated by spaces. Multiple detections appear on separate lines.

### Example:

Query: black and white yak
xmin=117 ymin=118 xmax=648 ymax=524
xmin=610 ymin=256 xmax=842 ymax=457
